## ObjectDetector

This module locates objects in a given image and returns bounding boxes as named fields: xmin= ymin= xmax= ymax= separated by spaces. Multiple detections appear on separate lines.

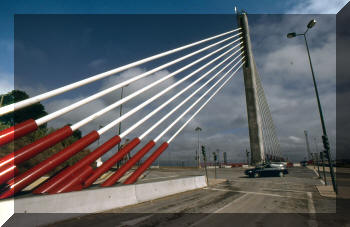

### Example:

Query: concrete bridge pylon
xmin=238 ymin=12 xmax=265 ymax=165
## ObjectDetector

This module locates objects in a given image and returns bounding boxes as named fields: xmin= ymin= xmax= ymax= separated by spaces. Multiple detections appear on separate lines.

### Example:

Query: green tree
xmin=0 ymin=90 xmax=95 ymax=177
xmin=0 ymin=90 xmax=47 ymax=126
xmin=0 ymin=121 xmax=93 ymax=175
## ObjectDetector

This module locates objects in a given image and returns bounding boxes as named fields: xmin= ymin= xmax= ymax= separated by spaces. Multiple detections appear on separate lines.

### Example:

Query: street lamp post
xmin=117 ymin=85 xmax=128 ymax=168
xmin=96 ymin=125 xmax=104 ymax=167
xmin=287 ymin=19 xmax=337 ymax=193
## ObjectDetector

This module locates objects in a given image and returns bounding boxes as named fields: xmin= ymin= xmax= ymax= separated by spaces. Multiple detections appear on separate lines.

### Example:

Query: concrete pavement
xmin=32 ymin=166 xmax=341 ymax=227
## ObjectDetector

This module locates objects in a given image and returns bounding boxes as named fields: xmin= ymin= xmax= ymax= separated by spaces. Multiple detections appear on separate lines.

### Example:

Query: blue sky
xmin=0 ymin=0 xmax=346 ymax=81
xmin=0 ymin=0 xmax=347 ymax=163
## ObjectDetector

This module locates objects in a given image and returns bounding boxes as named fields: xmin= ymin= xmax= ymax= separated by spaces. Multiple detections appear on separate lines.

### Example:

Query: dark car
xmin=244 ymin=164 xmax=288 ymax=178
xmin=300 ymin=161 xmax=307 ymax=167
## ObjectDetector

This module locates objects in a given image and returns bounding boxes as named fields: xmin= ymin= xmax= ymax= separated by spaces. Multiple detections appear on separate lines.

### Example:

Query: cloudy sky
xmin=0 ymin=0 xmax=347 ymax=164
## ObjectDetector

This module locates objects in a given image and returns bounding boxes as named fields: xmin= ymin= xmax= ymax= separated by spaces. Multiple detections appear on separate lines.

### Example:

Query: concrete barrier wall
xmin=135 ymin=176 xmax=199 ymax=203
xmin=2 ymin=176 xmax=206 ymax=226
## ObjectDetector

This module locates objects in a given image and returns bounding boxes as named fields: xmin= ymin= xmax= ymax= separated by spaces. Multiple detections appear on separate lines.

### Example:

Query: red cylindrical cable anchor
xmin=83 ymin=137 xmax=141 ymax=188
xmin=0 ymin=164 xmax=18 ymax=185
xmin=33 ymin=135 xmax=121 ymax=194
xmin=49 ymin=165 xmax=93 ymax=194
xmin=101 ymin=140 xmax=155 ymax=187
xmin=0 ymin=119 xmax=38 ymax=146
xmin=124 ymin=142 xmax=168 ymax=185
xmin=0 ymin=130 xmax=99 ymax=199
xmin=0 ymin=125 xmax=73 ymax=168
xmin=60 ymin=183 xmax=83 ymax=193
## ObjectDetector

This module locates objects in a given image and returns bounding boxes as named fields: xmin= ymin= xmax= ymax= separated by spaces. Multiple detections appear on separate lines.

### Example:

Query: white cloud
xmin=288 ymin=136 xmax=303 ymax=143
xmin=0 ymin=72 xmax=13 ymax=94
xmin=287 ymin=0 xmax=348 ymax=14
xmin=88 ymin=58 xmax=107 ymax=70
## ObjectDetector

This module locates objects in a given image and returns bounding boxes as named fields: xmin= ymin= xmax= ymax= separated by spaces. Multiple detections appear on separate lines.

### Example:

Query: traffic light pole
xmin=213 ymin=152 xmax=217 ymax=179
xmin=201 ymin=145 xmax=209 ymax=185
xmin=320 ymin=151 xmax=328 ymax=185
xmin=316 ymin=153 xmax=321 ymax=178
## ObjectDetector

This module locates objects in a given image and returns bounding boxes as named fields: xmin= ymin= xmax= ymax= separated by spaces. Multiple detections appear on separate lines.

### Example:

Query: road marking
xmin=214 ymin=193 xmax=249 ymax=213
xmin=140 ymin=175 xmax=178 ymax=181
xmin=226 ymin=179 xmax=311 ymax=187
xmin=262 ymin=188 xmax=310 ymax=194
xmin=212 ymin=184 xmax=311 ymax=194
xmin=307 ymin=192 xmax=316 ymax=213
xmin=115 ymin=214 xmax=154 ymax=227
xmin=189 ymin=193 xmax=249 ymax=226
xmin=307 ymin=192 xmax=318 ymax=227
xmin=204 ymin=187 xmax=307 ymax=200
xmin=312 ymin=169 xmax=326 ymax=185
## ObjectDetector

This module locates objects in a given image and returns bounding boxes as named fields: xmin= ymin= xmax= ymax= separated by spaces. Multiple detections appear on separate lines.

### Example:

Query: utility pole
xmin=304 ymin=130 xmax=312 ymax=161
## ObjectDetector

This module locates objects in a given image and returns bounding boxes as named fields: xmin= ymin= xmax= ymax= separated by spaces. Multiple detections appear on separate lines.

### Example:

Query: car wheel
xmin=279 ymin=172 xmax=284 ymax=177
xmin=254 ymin=173 xmax=259 ymax=178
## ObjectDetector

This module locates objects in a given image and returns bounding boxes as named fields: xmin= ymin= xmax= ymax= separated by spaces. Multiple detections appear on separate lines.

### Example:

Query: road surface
xmin=33 ymin=166 xmax=342 ymax=227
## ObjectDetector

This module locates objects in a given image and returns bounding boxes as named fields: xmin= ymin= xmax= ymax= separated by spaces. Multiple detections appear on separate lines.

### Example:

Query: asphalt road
xmin=44 ymin=166 xmax=342 ymax=227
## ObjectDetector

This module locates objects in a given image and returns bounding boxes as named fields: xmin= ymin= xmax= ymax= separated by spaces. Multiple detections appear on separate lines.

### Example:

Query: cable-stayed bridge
xmin=0 ymin=12 xmax=283 ymax=200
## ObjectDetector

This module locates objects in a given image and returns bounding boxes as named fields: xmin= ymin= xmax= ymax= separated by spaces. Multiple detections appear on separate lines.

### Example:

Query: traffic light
xmin=213 ymin=152 xmax=217 ymax=162
xmin=201 ymin=145 xmax=206 ymax=161
xmin=323 ymin=150 xmax=329 ymax=159
xmin=322 ymin=135 xmax=330 ymax=151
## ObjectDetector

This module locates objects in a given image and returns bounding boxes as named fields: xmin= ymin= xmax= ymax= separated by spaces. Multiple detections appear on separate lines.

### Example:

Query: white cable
xmin=96 ymin=43 xmax=243 ymax=135
xmin=136 ymin=52 xmax=244 ymax=140
xmin=168 ymin=62 xmax=245 ymax=143
xmin=73 ymin=41 xmax=241 ymax=131
xmin=35 ymin=34 xmax=242 ymax=126
xmin=0 ymin=28 xmax=242 ymax=117
xmin=154 ymin=59 xmax=245 ymax=142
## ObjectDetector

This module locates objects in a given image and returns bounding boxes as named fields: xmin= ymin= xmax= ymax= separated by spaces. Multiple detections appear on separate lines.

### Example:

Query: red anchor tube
xmin=49 ymin=165 xmax=94 ymax=194
xmin=124 ymin=142 xmax=168 ymax=185
xmin=101 ymin=140 xmax=155 ymax=187
xmin=0 ymin=125 xmax=73 ymax=169
xmin=0 ymin=164 xmax=18 ymax=185
xmin=0 ymin=130 xmax=99 ymax=199
xmin=0 ymin=119 xmax=38 ymax=146
xmin=83 ymin=137 xmax=140 ymax=187
xmin=33 ymin=135 xmax=121 ymax=194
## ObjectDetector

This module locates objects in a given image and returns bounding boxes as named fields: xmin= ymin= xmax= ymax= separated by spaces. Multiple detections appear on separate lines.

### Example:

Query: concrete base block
xmin=2 ymin=175 xmax=206 ymax=226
